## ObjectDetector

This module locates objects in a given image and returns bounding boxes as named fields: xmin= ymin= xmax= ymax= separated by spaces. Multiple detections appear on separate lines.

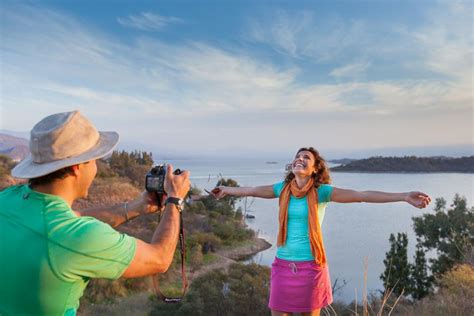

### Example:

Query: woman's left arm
xmin=330 ymin=187 xmax=431 ymax=209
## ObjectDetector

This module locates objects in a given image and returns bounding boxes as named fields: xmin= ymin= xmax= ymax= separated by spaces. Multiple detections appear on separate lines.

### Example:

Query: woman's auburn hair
xmin=284 ymin=147 xmax=332 ymax=188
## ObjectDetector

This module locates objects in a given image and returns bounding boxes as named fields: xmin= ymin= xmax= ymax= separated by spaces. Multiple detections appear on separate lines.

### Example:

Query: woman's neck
xmin=294 ymin=175 xmax=311 ymax=189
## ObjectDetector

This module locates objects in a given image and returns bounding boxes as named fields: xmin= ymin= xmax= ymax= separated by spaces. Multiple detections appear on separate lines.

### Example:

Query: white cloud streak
xmin=246 ymin=10 xmax=368 ymax=61
xmin=1 ymin=3 xmax=472 ymax=154
xmin=329 ymin=62 xmax=370 ymax=79
xmin=117 ymin=12 xmax=182 ymax=31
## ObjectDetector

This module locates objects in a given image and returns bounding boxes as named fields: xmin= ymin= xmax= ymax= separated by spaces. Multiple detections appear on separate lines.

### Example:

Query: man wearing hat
xmin=0 ymin=111 xmax=190 ymax=315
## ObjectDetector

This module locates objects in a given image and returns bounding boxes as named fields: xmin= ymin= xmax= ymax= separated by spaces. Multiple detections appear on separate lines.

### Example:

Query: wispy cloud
xmin=117 ymin=12 xmax=182 ymax=31
xmin=412 ymin=1 xmax=473 ymax=83
xmin=246 ymin=10 xmax=368 ymax=62
xmin=329 ymin=62 xmax=370 ymax=79
xmin=1 ymin=3 xmax=472 ymax=154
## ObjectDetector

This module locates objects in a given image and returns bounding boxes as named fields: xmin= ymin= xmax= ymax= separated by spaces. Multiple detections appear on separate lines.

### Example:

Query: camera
xmin=145 ymin=164 xmax=182 ymax=194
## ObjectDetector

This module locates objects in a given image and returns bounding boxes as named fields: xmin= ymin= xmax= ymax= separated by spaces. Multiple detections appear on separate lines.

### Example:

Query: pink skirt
xmin=268 ymin=257 xmax=333 ymax=313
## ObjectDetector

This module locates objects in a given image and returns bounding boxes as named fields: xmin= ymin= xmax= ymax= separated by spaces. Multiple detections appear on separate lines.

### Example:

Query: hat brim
xmin=11 ymin=131 xmax=119 ymax=179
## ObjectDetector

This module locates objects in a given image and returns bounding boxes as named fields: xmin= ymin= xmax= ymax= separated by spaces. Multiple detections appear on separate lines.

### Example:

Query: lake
xmin=166 ymin=158 xmax=474 ymax=303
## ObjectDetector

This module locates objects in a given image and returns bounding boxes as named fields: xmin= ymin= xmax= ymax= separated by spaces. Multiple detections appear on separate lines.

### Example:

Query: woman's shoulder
xmin=273 ymin=180 xmax=285 ymax=187
xmin=318 ymin=183 xmax=333 ymax=190
xmin=317 ymin=183 xmax=333 ymax=203
xmin=273 ymin=181 xmax=286 ymax=197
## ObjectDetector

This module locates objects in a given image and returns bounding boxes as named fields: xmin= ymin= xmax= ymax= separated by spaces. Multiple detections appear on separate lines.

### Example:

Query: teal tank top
xmin=273 ymin=181 xmax=333 ymax=261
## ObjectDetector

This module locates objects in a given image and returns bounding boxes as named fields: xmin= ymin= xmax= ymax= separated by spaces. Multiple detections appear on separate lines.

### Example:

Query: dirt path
xmin=189 ymin=237 xmax=271 ymax=279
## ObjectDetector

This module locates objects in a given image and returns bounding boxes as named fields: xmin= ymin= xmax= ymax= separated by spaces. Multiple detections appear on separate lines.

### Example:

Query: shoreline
xmin=219 ymin=237 xmax=272 ymax=261
xmin=188 ymin=237 xmax=271 ymax=280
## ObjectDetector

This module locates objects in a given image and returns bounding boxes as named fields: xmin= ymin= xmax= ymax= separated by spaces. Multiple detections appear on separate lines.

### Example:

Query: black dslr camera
xmin=145 ymin=164 xmax=182 ymax=207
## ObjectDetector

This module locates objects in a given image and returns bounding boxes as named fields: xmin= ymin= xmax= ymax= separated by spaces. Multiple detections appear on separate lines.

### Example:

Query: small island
xmin=330 ymin=156 xmax=474 ymax=173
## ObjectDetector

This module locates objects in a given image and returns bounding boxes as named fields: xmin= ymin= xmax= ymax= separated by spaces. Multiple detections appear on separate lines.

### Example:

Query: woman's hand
xmin=405 ymin=191 xmax=431 ymax=209
xmin=209 ymin=186 xmax=227 ymax=199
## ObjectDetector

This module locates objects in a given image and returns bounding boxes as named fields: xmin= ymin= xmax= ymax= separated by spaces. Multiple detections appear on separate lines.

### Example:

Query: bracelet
xmin=124 ymin=202 xmax=130 ymax=222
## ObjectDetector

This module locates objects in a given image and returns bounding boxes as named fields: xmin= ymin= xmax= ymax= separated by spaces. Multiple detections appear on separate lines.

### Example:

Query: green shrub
xmin=151 ymin=263 xmax=271 ymax=316
xmin=0 ymin=155 xmax=11 ymax=175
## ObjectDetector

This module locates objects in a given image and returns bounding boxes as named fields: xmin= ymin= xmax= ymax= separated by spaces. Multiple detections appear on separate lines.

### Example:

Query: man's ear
xmin=70 ymin=164 xmax=80 ymax=176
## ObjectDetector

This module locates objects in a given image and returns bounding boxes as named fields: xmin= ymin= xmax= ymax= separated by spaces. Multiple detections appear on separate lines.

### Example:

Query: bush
xmin=192 ymin=232 xmax=222 ymax=252
xmin=0 ymin=154 xmax=16 ymax=178
xmin=0 ymin=154 xmax=19 ymax=190
xmin=151 ymin=263 xmax=271 ymax=316
xmin=393 ymin=264 xmax=474 ymax=315
xmin=81 ymin=277 xmax=149 ymax=304
xmin=96 ymin=159 xmax=118 ymax=178
xmin=188 ymin=244 xmax=204 ymax=271
xmin=107 ymin=150 xmax=154 ymax=188
xmin=413 ymin=194 xmax=473 ymax=277
xmin=213 ymin=221 xmax=235 ymax=241
xmin=381 ymin=195 xmax=473 ymax=300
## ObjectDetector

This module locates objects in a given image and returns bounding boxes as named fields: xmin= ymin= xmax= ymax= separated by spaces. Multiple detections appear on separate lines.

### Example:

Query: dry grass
xmin=0 ymin=175 xmax=25 ymax=191
xmin=328 ymin=262 xmax=474 ymax=316
xmin=73 ymin=177 xmax=141 ymax=209
xmin=394 ymin=264 xmax=474 ymax=316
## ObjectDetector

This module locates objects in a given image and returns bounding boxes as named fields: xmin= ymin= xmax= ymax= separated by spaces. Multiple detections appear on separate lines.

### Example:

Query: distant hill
xmin=328 ymin=158 xmax=355 ymax=165
xmin=0 ymin=133 xmax=29 ymax=161
xmin=331 ymin=156 xmax=474 ymax=173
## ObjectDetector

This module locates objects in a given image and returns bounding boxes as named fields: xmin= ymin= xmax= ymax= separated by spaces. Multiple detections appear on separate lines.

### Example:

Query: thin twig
xmin=355 ymin=288 xmax=358 ymax=316
xmin=387 ymin=290 xmax=405 ymax=316
xmin=377 ymin=280 xmax=399 ymax=316
xmin=363 ymin=257 xmax=369 ymax=316
xmin=327 ymin=304 xmax=338 ymax=316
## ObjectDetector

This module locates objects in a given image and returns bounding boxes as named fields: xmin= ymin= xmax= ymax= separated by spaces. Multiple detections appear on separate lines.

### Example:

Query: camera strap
xmin=151 ymin=198 xmax=188 ymax=303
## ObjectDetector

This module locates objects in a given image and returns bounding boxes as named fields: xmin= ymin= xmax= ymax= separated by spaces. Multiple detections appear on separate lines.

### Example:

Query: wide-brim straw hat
xmin=11 ymin=110 xmax=119 ymax=179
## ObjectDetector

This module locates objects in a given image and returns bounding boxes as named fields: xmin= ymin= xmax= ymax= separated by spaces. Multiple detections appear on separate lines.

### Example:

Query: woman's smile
xmin=291 ymin=150 xmax=316 ymax=176
xmin=293 ymin=161 xmax=306 ymax=169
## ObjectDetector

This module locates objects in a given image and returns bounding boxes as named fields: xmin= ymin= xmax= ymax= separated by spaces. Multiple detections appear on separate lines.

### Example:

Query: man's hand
xmin=121 ymin=165 xmax=191 ymax=278
xmin=164 ymin=164 xmax=191 ymax=199
xmin=141 ymin=191 xmax=162 ymax=214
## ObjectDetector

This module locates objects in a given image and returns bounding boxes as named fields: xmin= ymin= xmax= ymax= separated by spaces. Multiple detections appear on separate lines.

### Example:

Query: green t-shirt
xmin=0 ymin=185 xmax=137 ymax=316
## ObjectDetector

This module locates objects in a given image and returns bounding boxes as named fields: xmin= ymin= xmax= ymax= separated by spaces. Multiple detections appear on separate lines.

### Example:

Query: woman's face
xmin=291 ymin=150 xmax=316 ymax=177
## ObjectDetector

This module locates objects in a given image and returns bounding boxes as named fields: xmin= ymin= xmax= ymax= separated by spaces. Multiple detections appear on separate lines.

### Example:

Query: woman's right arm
xmin=213 ymin=185 xmax=275 ymax=199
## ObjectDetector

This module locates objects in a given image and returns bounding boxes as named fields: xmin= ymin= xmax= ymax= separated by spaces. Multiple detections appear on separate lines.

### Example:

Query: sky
xmin=0 ymin=0 xmax=473 ymax=159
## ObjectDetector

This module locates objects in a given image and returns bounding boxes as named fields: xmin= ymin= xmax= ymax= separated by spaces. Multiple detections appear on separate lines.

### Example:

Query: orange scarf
xmin=277 ymin=178 xmax=327 ymax=267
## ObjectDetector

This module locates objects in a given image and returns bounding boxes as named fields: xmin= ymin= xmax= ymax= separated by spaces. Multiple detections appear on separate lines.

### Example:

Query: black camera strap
xmin=151 ymin=194 xmax=188 ymax=303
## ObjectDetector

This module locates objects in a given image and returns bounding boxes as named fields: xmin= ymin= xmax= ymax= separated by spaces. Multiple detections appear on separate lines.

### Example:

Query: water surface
xmin=167 ymin=158 xmax=473 ymax=302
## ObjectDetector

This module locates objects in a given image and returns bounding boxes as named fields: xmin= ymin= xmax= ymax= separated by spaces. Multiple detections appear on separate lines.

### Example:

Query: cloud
xmin=1 ymin=6 xmax=297 ymax=119
xmin=329 ymin=62 xmax=370 ymax=79
xmin=246 ymin=10 xmax=368 ymax=62
xmin=1 ymin=3 xmax=472 ymax=154
xmin=117 ymin=12 xmax=182 ymax=31
xmin=412 ymin=1 xmax=473 ymax=83
xmin=248 ymin=10 xmax=312 ymax=58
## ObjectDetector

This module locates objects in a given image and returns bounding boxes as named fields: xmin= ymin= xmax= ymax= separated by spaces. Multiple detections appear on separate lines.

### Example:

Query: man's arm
xmin=74 ymin=193 xmax=159 ymax=228
xmin=121 ymin=164 xmax=190 ymax=278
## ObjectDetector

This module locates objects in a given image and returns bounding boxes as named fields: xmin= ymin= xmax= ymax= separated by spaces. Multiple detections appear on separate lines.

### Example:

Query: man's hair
xmin=28 ymin=166 xmax=76 ymax=186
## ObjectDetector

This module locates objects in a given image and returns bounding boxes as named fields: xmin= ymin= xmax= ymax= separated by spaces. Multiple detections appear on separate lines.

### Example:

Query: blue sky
xmin=1 ymin=0 xmax=472 ymax=159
